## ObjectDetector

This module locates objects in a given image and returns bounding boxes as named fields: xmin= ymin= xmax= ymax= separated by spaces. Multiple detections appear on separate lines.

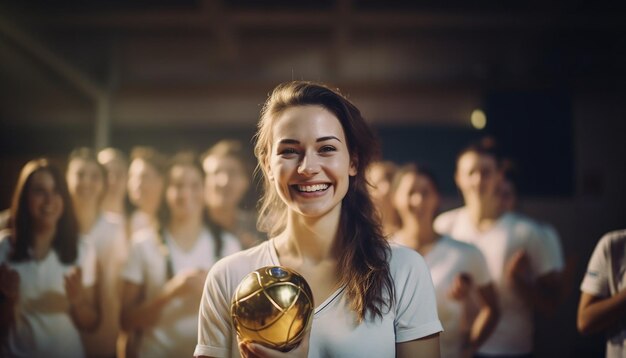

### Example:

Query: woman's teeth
xmin=297 ymin=184 xmax=329 ymax=192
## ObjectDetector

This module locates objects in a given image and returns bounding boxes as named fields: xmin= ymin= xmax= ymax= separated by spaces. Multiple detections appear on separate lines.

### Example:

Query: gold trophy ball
xmin=231 ymin=266 xmax=314 ymax=352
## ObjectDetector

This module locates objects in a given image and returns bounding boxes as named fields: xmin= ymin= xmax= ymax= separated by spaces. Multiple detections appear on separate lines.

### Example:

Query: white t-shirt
xmin=580 ymin=229 xmax=626 ymax=358
xmin=391 ymin=235 xmax=491 ymax=358
xmin=129 ymin=210 xmax=156 ymax=236
xmin=81 ymin=213 xmax=129 ymax=357
xmin=434 ymin=208 xmax=560 ymax=355
xmin=122 ymin=227 xmax=241 ymax=358
xmin=0 ymin=232 xmax=97 ymax=358
xmin=540 ymin=222 xmax=565 ymax=271
xmin=497 ymin=212 xmax=566 ymax=273
xmin=194 ymin=240 xmax=443 ymax=358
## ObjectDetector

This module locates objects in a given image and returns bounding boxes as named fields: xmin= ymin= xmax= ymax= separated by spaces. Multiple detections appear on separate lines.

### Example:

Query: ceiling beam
xmin=35 ymin=9 xmax=624 ymax=31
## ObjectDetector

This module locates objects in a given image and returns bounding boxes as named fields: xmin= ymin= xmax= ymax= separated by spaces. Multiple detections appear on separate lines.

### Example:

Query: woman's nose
xmin=297 ymin=153 xmax=321 ymax=176
xmin=410 ymin=193 xmax=422 ymax=207
xmin=43 ymin=191 xmax=54 ymax=203
xmin=216 ymin=172 xmax=229 ymax=187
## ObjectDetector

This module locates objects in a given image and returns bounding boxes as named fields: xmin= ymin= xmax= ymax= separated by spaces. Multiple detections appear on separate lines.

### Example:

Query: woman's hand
xmin=64 ymin=266 xmax=86 ymax=306
xmin=505 ymin=250 xmax=531 ymax=290
xmin=448 ymin=272 xmax=472 ymax=301
xmin=165 ymin=268 xmax=208 ymax=298
xmin=65 ymin=266 xmax=99 ymax=331
xmin=238 ymin=330 xmax=310 ymax=358
xmin=121 ymin=268 xmax=207 ymax=331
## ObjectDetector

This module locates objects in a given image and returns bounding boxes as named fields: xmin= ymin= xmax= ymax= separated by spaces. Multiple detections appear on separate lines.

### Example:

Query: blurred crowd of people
xmin=366 ymin=139 xmax=624 ymax=358
xmin=367 ymin=139 xmax=575 ymax=358
xmin=0 ymin=140 xmax=262 ymax=358
xmin=0 ymin=134 xmax=623 ymax=358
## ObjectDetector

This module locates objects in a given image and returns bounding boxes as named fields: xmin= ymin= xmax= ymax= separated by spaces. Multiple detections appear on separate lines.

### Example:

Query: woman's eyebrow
xmin=317 ymin=136 xmax=341 ymax=143
xmin=277 ymin=136 xmax=341 ymax=145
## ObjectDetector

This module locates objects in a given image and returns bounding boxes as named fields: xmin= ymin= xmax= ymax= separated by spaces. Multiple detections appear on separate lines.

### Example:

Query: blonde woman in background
xmin=67 ymin=148 xmax=128 ymax=358
xmin=98 ymin=148 xmax=129 ymax=219
xmin=201 ymin=139 xmax=262 ymax=249
xmin=127 ymin=147 xmax=167 ymax=236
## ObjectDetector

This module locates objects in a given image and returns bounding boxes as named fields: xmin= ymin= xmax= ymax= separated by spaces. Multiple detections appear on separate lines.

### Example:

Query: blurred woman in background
xmin=201 ymin=139 xmax=262 ymax=249
xmin=98 ymin=148 xmax=129 ymax=218
xmin=66 ymin=148 xmax=128 ymax=358
xmin=0 ymin=158 xmax=98 ymax=358
xmin=121 ymin=153 xmax=241 ymax=358
xmin=390 ymin=163 xmax=499 ymax=358
xmin=366 ymin=160 xmax=400 ymax=238
xmin=127 ymin=147 xmax=167 ymax=236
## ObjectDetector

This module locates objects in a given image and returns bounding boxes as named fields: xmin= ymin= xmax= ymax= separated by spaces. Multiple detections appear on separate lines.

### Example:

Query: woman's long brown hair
xmin=10 ymin=158 xmax=79 ymax=264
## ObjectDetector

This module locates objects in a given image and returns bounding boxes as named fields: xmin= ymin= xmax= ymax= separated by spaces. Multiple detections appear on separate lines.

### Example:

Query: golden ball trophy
xmin=231 ymin=266 xmax=314 ymax=351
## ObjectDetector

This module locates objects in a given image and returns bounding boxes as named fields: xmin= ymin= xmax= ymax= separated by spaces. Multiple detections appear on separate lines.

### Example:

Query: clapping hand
xmin=64 ymin=266 xmax=86 ymax=306
xmin=448 ymin=273 xmax=472 ymax=301
xmin=166 ymin=268 xmax=208 ymax=298
xmin=506 ymin=250 xmax=531 ymax=290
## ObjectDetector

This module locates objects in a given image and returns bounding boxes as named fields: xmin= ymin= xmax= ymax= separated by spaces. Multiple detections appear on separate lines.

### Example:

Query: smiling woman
xmin=195 ymin=81 xmax=443 ymax=358
xmin=268 ymin=105 xmax=356 ymax=220
xmin=0 ymin=158 xmax=98 ymax=358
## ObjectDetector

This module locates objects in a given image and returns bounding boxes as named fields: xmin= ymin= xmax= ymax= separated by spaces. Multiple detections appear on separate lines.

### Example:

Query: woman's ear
xmin=264 ymin=159 xmax=274 ymax=181
xmin=349 ymin=156 xmax=358 ymax=177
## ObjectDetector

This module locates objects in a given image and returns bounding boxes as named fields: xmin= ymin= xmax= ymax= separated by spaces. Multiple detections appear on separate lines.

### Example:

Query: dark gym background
xmin=1 ymin=1 xmax=625 ymax=356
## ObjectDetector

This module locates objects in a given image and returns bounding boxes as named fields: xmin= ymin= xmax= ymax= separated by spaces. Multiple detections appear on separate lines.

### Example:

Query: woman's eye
xmin=279 ymin=148 xmax=299 ymax=156
xmin=319 ymin=145 xmax=336 ymax=153
xmin=31 ymin=188 xmax=46 ymax=196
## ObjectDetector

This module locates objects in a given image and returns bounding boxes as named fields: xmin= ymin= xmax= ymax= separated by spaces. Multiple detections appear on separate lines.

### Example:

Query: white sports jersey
xmin=194 ymin=240 xmax=443 ymax=358
xmin=123 ymin=227 xmax=241 ymax=358
xmin=435 ymin=208 xmax=560 ymax=355
xmin=397 ymin=236 xmax=491 ymax=358
xmin=81 ymin=213 xmax=128 ymax=357
xmin=0 ymin=233 xmax=96 ymax=358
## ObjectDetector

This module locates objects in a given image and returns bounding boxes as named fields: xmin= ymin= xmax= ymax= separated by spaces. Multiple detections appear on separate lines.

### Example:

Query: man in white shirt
xmin=435 ymin=139 xmax=564 ymax=357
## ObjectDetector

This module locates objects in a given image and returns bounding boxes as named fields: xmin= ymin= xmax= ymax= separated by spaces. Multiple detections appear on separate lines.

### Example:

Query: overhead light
xmin=471 ymin=109 xmax=486 ymax=130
